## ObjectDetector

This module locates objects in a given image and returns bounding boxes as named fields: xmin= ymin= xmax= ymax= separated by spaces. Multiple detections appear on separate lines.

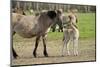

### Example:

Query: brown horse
xmin=12 ymin=10 xmax=61 ymax=58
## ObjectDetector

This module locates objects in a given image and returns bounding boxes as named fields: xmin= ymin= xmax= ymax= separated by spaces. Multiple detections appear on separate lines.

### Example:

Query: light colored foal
xmin=62 ymin=15 xmax=79 ymax=56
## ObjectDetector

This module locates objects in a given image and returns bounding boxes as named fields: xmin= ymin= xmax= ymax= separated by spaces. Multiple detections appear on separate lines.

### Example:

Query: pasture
xmin=12 ymin=13 xmax=96 ymax=66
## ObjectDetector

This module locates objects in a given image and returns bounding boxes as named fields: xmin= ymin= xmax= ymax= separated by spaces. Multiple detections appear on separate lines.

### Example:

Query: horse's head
xmin=46 ymin=10 xmax=63 ymax=23
xmin=46 ymin=10 xmax=64 ymax=32
xmin=47 ymin=10 xmax=57 ymax=20
xmin=55 ymin=9 xmax=64 ymax=24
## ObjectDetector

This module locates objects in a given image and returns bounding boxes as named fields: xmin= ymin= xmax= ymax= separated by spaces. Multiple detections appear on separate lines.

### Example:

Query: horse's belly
xmin=16 ymin=27 xmax=38 ymax=38
xmin=14 ymin=23 xmax=37 ymax=38
xmin=17 ymin=32 xmax=35 ymax=38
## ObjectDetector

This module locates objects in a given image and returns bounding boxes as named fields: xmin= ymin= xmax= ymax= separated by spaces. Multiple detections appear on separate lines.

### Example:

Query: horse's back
xmin=13 ymin=15 xmax=40 ymax=38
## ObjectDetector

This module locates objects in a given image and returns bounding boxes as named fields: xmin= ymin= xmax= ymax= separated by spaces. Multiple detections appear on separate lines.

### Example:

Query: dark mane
xmin=47 ymin=11 xmax=56 ymax=19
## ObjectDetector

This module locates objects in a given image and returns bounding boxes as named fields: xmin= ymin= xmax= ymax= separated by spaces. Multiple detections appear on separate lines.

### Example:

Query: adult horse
xmin=12 ymin=10 xmax=61 ymax=58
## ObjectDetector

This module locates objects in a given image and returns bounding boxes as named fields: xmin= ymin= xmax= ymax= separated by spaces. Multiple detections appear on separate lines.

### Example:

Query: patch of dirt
xmin=12 ymin=37 xmax=96 ymax=66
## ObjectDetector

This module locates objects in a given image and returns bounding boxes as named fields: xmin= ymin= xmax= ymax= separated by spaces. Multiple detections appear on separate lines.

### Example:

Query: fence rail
xmin=12 ymin=1 xmax=96 ymax=13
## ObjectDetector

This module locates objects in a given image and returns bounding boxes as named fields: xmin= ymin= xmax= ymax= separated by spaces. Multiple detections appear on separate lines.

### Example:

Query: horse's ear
xmin=47 ymin=11 xmax=57 ymax=19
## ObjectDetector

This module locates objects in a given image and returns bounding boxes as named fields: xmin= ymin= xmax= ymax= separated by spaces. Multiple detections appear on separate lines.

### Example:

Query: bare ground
xmin=12 ymin=35 xmax=96 ymax=66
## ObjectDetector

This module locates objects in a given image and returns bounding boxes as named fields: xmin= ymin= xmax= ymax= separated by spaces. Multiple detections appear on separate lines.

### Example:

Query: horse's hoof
xmin=13 ymin=54 xmax=18 ymax=59
xmin=33 ymin=52 xmax=37 ymax=58
xmin=44 ymin=54 xmax=48 ymax=57
xmin=12 ymin=55 xmax=18 ymax=59
xmin=33 ymin=54 xmax=37 ymax=58
xmin=44 ymin=53 xmax=48 ymax=57
xmin=45 ymin=55 xmax=48 ymax=57
xmin=62 ymin=55 xmax=64 ymax=57
xmin=44 ymin=51 xmax=48 ymax=57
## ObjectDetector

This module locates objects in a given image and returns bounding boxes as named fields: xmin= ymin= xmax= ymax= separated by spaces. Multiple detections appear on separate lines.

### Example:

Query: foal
xmin=62 ymin=13 xmax=79 ymax=56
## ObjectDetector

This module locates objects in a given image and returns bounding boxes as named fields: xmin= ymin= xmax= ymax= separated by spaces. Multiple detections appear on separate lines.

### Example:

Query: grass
xmin=78 ymin=13 xmax=96 ymax=39
xmin=47 ymin=13 xmax=96 ymax=40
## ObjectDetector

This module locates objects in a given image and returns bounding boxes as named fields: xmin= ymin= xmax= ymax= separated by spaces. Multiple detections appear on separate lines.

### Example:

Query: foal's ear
xmin=47 ymin=11 xmax=57 ymax=19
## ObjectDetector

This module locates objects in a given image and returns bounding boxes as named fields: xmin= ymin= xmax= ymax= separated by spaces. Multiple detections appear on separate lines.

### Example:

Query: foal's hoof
xmin=74 ymin=52 xmax=78 ymax=56
xmin=66 ymin=53 xmax=71 ymax=56
xmin=74 ymin=54 xmax=78 ymax=56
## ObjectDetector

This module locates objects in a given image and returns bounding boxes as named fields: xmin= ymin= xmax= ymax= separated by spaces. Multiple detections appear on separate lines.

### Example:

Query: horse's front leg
xmin=33 ymin=36 xmax=40 ymax=57
xmin=42 ymin=35 xmax=48 ymax=57
xmin=12 ymin=31 xmax=18 ymax=58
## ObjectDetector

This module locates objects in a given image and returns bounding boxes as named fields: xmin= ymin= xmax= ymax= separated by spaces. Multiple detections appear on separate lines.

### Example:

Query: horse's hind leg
xmin=12 ymin=47 xmax=18 ymax=58
xmin=12 ymin=31 xmax=16 ymax=35
xmin=33 ymin=36 xmax=40 ymax=57
xmin=12 ymin=31 xmax=18 ymax=58
xmin=42 ymin=35 xmax=48 ymax=57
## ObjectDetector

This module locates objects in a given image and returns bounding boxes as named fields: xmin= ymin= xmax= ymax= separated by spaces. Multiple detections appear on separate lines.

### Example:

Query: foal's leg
xmin=33 ymin=36 xmax=40 ymax=57
xmin=62 ymin=31 xmax=70 ymax=56
xmin=73 ymin=29 xmax=79 ymax=56
xmin=42 ymin=35 xmax=48 ymax=57
xmin=66 ymin=39 xmax=71 ymax=56
xmin=73 ymin=38 xmax=78 ymax=56
xmin=62 ymin=38 xmax=70 ymax=56
xmin=62 ymin=39 xmax=66 ymax=56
